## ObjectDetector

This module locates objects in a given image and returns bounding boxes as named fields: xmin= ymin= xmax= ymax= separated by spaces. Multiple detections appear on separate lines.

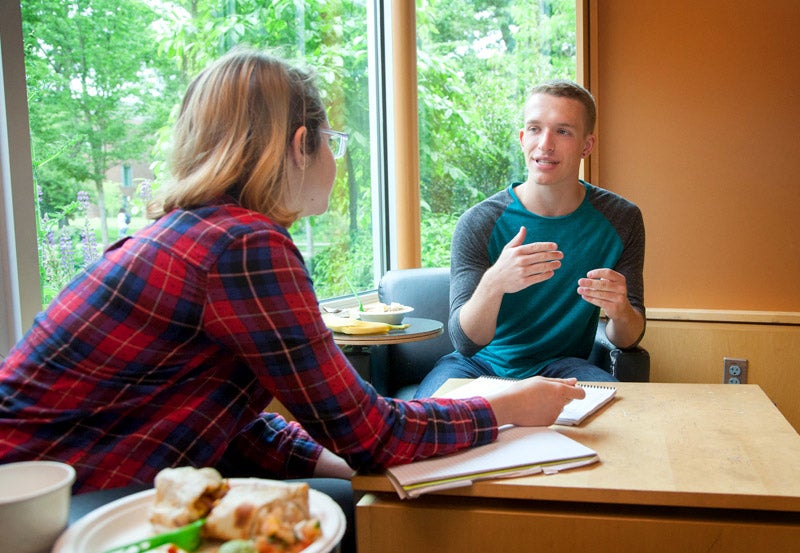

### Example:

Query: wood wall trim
xmin=580 ymin=0 xmax=599 ymax=183
xmin=647 ymin=308 xmax=800 ymax=326
xmin=575 ymin=0 xmax=597 ymax=182
xmin=391 ymin=3 xmax=421 ymax=268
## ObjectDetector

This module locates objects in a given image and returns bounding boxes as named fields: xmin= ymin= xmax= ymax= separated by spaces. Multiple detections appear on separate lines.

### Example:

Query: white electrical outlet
xmin=723 ymin=358 xmax=748 ymax=384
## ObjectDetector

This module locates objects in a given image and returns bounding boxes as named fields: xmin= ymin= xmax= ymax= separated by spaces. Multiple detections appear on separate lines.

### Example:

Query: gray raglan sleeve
xmin=609 ymin=202 xmax=646 ymax=316
xmin=620 ymin=209 xmax=645 ymax=314
xmin=589 ymin=186 xmax=646 ymax=317
xmin=447 ymin=197 xmax=507 ymax=357
xmin=592 ymin=187 xmax=646 ymax=346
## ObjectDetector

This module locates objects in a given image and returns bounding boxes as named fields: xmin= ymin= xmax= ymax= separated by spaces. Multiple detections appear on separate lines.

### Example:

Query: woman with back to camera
xmin=0 ymin=47 xmax=584 ymax=551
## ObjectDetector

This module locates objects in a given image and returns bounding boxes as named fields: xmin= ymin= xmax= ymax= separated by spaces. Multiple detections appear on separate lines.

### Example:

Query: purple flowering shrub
xmin=36 ymin=181 xmax=155 ymax=305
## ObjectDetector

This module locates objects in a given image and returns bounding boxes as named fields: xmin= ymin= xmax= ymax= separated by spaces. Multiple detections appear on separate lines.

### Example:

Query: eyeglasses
xmin=320 ymin=128 xmax=349 ymax=160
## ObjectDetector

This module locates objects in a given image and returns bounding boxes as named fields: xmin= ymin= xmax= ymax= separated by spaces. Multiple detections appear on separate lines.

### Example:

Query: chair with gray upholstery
xmin=368 ymin=267 xmax=650 ymax=399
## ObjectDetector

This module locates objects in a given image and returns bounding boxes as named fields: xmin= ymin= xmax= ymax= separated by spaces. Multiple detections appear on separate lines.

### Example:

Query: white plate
xmin=53 ymin=479 xmax=346 ymax=553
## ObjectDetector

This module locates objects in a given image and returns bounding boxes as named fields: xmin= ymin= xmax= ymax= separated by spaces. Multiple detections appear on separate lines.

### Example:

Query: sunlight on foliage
xmin=23 ymin=0 xmax=575 ymax=304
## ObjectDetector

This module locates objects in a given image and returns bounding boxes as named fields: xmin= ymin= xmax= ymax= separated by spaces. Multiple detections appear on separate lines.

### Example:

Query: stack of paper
xmin=385 ymin=426 xmax=598 ymax=499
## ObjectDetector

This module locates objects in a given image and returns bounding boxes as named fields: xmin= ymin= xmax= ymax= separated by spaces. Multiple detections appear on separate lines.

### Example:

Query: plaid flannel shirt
xmin=0 ymin=198 xmax=496 ymax=492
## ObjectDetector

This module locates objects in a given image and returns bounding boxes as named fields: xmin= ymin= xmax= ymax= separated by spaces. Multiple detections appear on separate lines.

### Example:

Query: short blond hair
xmin=152 ymin=48 xmax=326 ymax=226
xmin=528 ymin=80 xmax=596 ymax=135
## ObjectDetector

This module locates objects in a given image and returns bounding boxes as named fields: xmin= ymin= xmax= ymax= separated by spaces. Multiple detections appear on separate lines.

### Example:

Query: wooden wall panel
xmin=590 ymin=0 xmax=800 ymax=312
xmin=640 ymin=321 xmax=800 ymax=431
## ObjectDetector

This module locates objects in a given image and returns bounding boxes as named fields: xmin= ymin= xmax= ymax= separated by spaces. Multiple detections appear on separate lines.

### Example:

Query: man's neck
xmin=516 ymin=179 xmax=585 ymax=217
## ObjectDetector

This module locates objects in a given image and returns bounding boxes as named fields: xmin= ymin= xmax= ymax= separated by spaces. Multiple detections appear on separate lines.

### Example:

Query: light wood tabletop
xmin=354 ymin=381 xmax=800 ymax=512
xmin=354 ymin=381 xmax=800 ymax=552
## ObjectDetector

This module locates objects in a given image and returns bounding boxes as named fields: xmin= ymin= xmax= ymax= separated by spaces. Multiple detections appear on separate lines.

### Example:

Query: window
xmin=1 ymin=1 xmax=577 ymax=352
xmin=17 ymin=0 xmax=379 ymax=306
xmin=416 ymin=0 xmax=577 ymax=265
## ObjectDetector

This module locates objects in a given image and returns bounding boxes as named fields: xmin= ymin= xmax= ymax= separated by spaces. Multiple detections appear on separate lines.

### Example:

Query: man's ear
xmin=581 ymin=134 xmax=596 ymax=158
xmin=290 ymin=126 xmax=308 ymax=168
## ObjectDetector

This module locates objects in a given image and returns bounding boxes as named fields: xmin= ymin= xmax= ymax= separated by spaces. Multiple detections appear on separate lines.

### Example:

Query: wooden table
xmin=353 ymin=382 xmax=800 ymax=552
xmin=330 ymin=317 xmax=443 ymax=346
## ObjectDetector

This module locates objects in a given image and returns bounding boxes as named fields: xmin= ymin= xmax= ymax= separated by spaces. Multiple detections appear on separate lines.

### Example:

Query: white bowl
xmin=0 ymin=461 xmax=75 ymax=553
xmin=358 ymin=305 xmax=414 ymax=325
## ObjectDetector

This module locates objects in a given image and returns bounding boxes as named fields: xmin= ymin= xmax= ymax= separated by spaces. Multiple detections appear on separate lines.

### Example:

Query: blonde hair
xmin=151 ymin=48 xmax=326 ymax=226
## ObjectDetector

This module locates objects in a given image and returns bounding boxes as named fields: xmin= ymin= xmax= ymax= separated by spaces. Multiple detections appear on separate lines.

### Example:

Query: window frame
xmin=1 ymin=2 xmax=40 ymax=355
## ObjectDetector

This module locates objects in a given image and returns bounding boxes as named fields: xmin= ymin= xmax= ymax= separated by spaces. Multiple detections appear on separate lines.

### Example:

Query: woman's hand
xmin=485 ymin=376 xmax=586 ymax=427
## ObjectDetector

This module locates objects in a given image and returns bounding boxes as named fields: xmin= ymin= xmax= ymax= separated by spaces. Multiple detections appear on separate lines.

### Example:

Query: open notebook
xmin=385 ymin=426 xmax=598 ymax=499
xmin=442 ymin=377 xmax=617 ymax=426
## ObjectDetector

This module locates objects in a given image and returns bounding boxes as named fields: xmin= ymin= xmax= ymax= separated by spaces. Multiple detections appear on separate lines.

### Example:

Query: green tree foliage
xmin=23 ymin=0 xmax=176 ymax=246
xmin=23 ymin=0 xmax=575 ymax=303
xmin=416 ymin=0 xmax=576 ymax=266
xmin=149 ymin=0 xmax=374 ymax=299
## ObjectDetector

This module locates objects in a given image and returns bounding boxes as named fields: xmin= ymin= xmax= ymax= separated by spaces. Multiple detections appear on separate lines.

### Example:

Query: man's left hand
xmin=577 ymin=268 xmax=630 ymax=319
xmin=578 ymin=268 xmax=644 ymax=348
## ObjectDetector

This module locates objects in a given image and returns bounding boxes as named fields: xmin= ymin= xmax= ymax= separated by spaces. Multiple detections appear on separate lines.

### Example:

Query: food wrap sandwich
xmin=148 ymin=467 xmax=321 ymax=551
xmin=204 ymin=481 xmax=311 ymax=542
xmin=150 ymin=466 xmax=229 ymax=532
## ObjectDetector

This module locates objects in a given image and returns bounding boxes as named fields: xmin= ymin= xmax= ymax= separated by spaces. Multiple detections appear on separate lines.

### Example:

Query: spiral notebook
xmin=442 ymin=377 xmax=617 ymax=426
xmin=385 ymin=425 xmax=599 ymax=499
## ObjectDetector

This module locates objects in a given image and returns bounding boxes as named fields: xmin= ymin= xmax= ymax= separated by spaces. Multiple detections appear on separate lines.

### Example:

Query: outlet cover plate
xmin=724 ymin=357 xmax=748 ymax=384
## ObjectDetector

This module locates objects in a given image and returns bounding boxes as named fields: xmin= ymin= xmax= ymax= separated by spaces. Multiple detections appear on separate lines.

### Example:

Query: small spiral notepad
xmin=443 ymin=377 xmax=617 ymax=426
xmin=556 ymin=384 xmax=617 ymax=425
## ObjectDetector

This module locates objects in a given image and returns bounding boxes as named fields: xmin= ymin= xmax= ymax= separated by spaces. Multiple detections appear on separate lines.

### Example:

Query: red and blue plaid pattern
xmin=0 ymin=199 xmax=495 ymax=492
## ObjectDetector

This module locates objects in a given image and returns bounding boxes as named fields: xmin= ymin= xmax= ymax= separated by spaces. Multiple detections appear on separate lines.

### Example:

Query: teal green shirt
xmin=448 ymin=181 xmax=645 ymax=378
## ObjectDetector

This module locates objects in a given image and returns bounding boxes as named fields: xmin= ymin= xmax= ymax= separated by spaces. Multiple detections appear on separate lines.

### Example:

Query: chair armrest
xmin=372 ymin=268 xmax=453 ymax=398
xmin=609 ymin=347 xmax=651 ymax=382
xmin=589 ymin=320 xmax=651 ymax=382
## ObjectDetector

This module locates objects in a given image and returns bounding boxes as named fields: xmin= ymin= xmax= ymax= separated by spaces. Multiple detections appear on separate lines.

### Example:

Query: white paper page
xmin=442 ymin=377 xmax=615 ymax=425
xmin=386 ymin=426 xmax=597 ymax=487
